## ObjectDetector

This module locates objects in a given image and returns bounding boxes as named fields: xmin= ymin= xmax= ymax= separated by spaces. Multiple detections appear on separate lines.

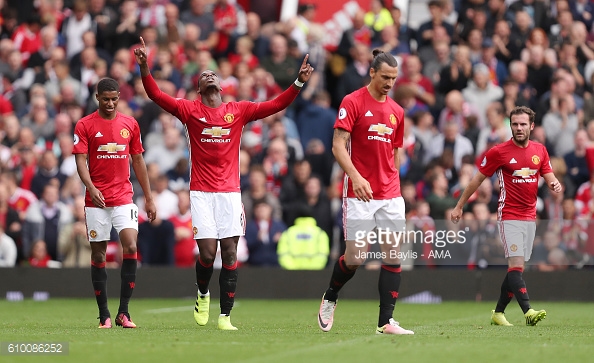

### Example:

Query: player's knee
xmin=91 ymin=251 xmax=106 ymax=264
xmin=122 ymin=244 xmax=137 ymax=255
xmin=199 ymin=254 xmax=215 ymax=266
xmin=221 ymin=252 xmax=237 ymax=267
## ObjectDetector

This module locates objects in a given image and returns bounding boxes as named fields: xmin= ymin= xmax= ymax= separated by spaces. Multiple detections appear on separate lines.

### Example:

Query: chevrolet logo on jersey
xmin=368 ymin=123 xmax=393 ymax=136
xmin=512 ymin=168 xmax=537 ymax=178
xmin=202 ymin=127 xmax=231 ymax=138
xmin=98 ymin=143 xmax=126 ymax=153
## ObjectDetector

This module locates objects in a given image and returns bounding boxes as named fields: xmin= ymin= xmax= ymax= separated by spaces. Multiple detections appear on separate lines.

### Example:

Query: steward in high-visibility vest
xmin=277 ymin=217 xmax=329 ymax=270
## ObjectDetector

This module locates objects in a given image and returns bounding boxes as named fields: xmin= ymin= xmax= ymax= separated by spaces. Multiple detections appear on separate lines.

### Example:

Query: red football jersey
xmin=142 ymin=74 xmax=299 ymax=193
xmin=478 ymin=139 xmax=553 ymax=220
xmin=73 ymin=111 xmax=144 ymax=207
xmin=335 ymin=87 xmax=405 ymax=200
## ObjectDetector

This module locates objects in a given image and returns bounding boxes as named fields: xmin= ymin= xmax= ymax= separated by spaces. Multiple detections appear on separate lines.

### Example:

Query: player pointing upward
xmin=317 ymin=50 xmax=414 ymax=335
xmin=135 ymin=37 xmax=313 ymax=330
xmin=451 ymin=106 xmax=562 ymax=326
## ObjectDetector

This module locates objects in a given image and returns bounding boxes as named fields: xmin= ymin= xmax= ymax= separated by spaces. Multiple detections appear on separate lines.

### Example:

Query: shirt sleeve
xmin=251 ymin=85 xmax=300 ymax=121
xmin=334 ymin=95 xmax=357 ymax=132
xmin=72 ymin=121 xmax=88 ymax=154
xmin=141 ymin=74 xmax=183 ymax=119
xmin=478 ymin=146 xmax=502 ymax=177
xmin=129 ymin=120 xmax=145 ymax=155
xmin=539 ymin=145 xmax=554 ymax=175
xmin=392 ymin=107 xmax=405 ymax=149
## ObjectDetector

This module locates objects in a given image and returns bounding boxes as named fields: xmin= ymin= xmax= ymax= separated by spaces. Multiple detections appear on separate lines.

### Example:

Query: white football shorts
xmin=343 ymin=197 xmax=406 ymax=241
xmin=85 ymin=204 xmax=139 ymax=242
xmin=190 ymin=191 xmax=245 ymax=239
xmin=498 ymin=220 xmax=536 ymax=261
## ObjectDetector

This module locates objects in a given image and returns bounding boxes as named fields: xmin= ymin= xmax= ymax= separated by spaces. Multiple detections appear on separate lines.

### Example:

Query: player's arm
xmin=333 ymin=128 xmax=373 ymax=202
xmin=394 ymin=148 xmax=400 ymax=171
xmin=134 ymin=37 xmax=179 ymax=115
xmin=75 ymin=153 xmax=105 ymax=208
xmin=252 ymin=55 xmax=314 ymax=120
xmin=542 ymin=172 xmax=562 ymax=193
xmin=451 ymin=171 xmax=487 ymax=223
xmin=131 ymin=153 xmax=156 ymax=222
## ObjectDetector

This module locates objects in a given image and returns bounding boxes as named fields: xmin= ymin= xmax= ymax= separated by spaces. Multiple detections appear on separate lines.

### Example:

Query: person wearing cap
xmin=480 ymin=37 xmax=508 ymax=86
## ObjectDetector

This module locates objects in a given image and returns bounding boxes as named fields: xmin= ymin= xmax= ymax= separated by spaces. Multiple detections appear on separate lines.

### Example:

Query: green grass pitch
xmin=1 ymin=299 xmax=593 ymax=363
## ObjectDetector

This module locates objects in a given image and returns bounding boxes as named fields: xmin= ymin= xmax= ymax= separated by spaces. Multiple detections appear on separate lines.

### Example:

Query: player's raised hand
xmin=297 ymin=54 xmax=314 ymax=84
xmin=351 ymin=176 xmax=373 ymax=202
xmin=89 ymin=187 xmax=106 ymax=208
xmin=134 ymin=37 xmax=148 ymax=66
xmin=145 ymin=198 xmax=157 ymax=222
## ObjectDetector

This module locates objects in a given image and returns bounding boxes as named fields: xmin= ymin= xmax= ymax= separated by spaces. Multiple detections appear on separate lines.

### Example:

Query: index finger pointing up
xmin=302 ymin=54 xmax=309 ymax=67
xmin=140 ymin=36 xmax=146 ymax=49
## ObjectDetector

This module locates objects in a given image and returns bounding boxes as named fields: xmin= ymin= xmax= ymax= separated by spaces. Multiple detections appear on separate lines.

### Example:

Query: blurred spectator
xmin=476 ymin=102 xmax=511 ymax=156
xmin=508 ymin=10 xmax=533 ymax=62
xmin=334 ymin=42 xmax=370 ymax=108
xmin=144 ymin=127 xmax=186 ymax=174
xmin=61 ymin=0 xmax=94 ymax=60
xmin=30 ymin=150 xmax=67 ymax=199
xmin=11 ymin=13 xmax=42 ymax=67
xmin=277 ymin=205 xmax=329 ymax=270
xmin=260 ymin=34 xmax=299 ymax=90
xmin=396 ymin=55 xmax=436 ymax=109
xmin=23 ymin=184 xmax=73 ymax=261
xmin=44 ymin=61 xmax=85 ymax=109
xmin=521 ymin=28 xmax=557 ymax=69
xmin=244 ymin=200 xmax=286 ymax=267
xmin=152 ymin=47 xmax=183 ymax=90
xmin=88 ymin=0 xmax=118 ymax=53
xmin=218 ymin=58 xmax=239 ymax=97
xmin=422 ymin=40 xmax=452 ymax=88
xmin=280 ymin=159 xmax=310 ymax=220
xmin=437 ymin=90 xmax=479 ymax=133
xmin=57 ymin=195 xmax=90 ymax=267
xmin=262 ymin=137 xmax=290 ymax=197
xmin=542 ymin=95 xmax=579 ymax=157
xmin=138 ymin=173 xmax=178 ymax=220
xmin=491 ymin=18 xmax=512 ymax=66
xmin=481 ymin=37 xmax=508 ymax=86
xmin=429 ymin=120 xmax=474 ymax=172
xmin=241 ymin=165 xmax=282 ymax=222
xmin=213 ymin=0 xmax=240 ymax=57
xmin=0 ymin=170 xmax=37 ymax=221
xmin=167 ymin=157 xmax=190 ymax=192
xmin=438 ymin=45 xmax=473 ymax=94
xmin=180 ymin=0 xmax=218 ymax=52
xmin=364 ymin=0 xmax=393 ymax=45
xmin=417 ymin=0 xmax=454 ymax=51
xmin=28 ymin=239 xmax=61 ymax=268
xmin=304 ymin=139 xmax=334 ymax=188
xmin=1 ymin=113 xmax=20 ymax=148
xmin=289 ymin=2 xmax=316 ymax=56
xmin=138 ymin=0 xmax=166 ymax=29
xmin=158 ymin=3 xmax=185 ymax=46
xmin=112 ymin=0 xmax=140 ymax=52
xmin=2 ymin=72 xmax=27 ymax=116
xmin=70 ymin=31 xmax=113 ymax=76
xmin=563 ymin=129 xmax=590 ymax=198
xmin=0 ymin=181 xmax=21 ymax=259
xmin=138 ymin=192 xmax=175 ymax=266
xmin=462 ymin=63 xmax=504 ymax=128
xmin=425 ymin=168 xmax=457 ymax=221
xmin=243 ymin=12 xmax=269 ymax=60
xmin=0 ymin=224 xmax=17 ymax=267
xmin=337 ymin=9 xmax=372 ymax=63
xmin=296 ymin=90 xmax=335 ymax=153
xmin=168 ymin=190 xmax=197 ymax=268
xmin=267 ymin=119 xmax=302 ymax=163
xmin=21 ymin=96 xmax=55 ymax=143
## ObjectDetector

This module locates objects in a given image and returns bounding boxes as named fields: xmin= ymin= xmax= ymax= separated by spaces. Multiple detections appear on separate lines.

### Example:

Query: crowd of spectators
xmin=0 ymin=0 xmax=593 ymax=271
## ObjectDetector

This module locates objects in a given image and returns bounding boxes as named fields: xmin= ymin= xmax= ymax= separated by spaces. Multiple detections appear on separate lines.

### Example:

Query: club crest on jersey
xmin=532 ymin=155 xmax=540 ymax=165
xmin=193 ymin=227 xmax=198 ymax=235
xmin=389 ymin=114 xmax=397 ymax=125
xmin=510 ymin=244 xmax=518 ymax=252
xmin=120 ymin=129 xmax=130 ymax=138
xmin=89 ymin=230 xmax=97 ymax=239
xmin=224 ymin=113 xmax=234 ymax=123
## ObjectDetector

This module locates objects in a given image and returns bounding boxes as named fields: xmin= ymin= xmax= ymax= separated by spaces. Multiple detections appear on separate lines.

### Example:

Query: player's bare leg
xmin=318 ymin=241 xmax=367 ymax=332
xmin=194 ymin=238 xmax=217 ymax=325
xmin=91 ymin=242 xmax=111 ymax=328
xmin=376 ymin=237 xmax=413 ymax=335
xmin=115 ymin=228 xmax=138 ymax=328
xmin=218 ymin=236 xmax=239 ymax=330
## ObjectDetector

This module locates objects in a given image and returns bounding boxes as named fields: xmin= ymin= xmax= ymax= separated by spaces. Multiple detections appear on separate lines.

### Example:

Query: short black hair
xmin=97 ymin=78 xmax=119 ymax=94
xmin=371 ymin=49 xmax=398 ymax=71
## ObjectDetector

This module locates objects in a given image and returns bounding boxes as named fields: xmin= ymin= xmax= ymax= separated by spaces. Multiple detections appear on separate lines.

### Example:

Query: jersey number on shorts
xmin=131 ymin=209 xmax=138 ymax=222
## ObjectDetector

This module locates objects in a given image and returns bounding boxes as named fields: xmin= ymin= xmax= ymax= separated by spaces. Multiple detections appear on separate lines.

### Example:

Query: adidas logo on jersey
xmin=510 ymin=158 xmax=517 ymax=164
xmin=199 ymin=117 xmax=207 ymax=123
xmin=95 ymin=132 xmax=103 ymax=137
xmin=365 ymin=110 xmax=373 ymax=117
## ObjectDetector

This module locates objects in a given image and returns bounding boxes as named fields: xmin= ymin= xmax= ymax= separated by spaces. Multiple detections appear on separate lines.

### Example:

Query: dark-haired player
xmin=134 ymin=37 xmax=313 ymax=330
xmin=74 ymin=78 xmax=157 ymax=329
xmin=451 ymin=106 xmax=562 ymax=326
xmin=317 ymin=50 xmax=414 ymax=335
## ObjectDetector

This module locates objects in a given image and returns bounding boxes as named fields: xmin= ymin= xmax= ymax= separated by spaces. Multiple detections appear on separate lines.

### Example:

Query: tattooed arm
xmin=332 ymin=128 xmax=373 ymax=201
